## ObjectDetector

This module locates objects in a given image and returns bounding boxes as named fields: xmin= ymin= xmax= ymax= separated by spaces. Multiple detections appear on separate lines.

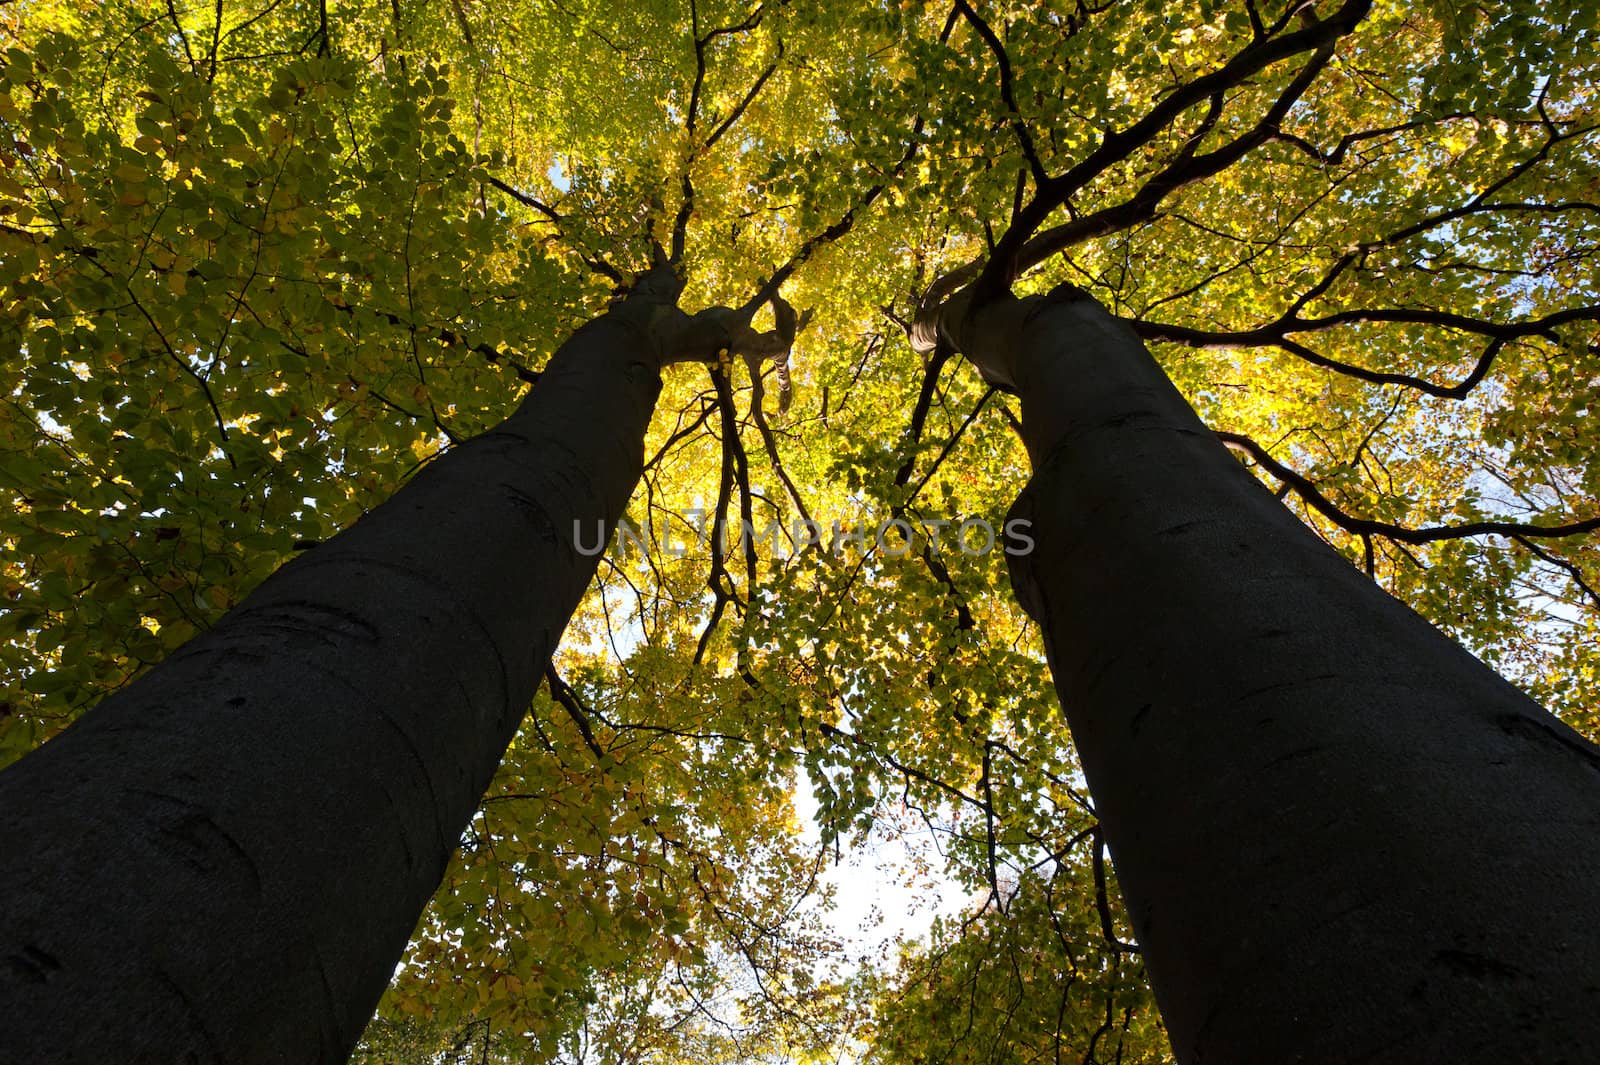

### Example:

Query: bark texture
xmin=0 ymin=298 xmax=667 ymax=1062
xmin=967 ymin=290 xmax=1600 ymax=1063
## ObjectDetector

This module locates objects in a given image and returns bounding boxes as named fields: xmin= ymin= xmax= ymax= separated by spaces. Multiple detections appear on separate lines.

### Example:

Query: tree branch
xmin=976 ymin=0 xmax=1372 ymax=295
xmin=544 ymin=665 xmax=608 ymax=762
xmin=953 ymin=0 xmax=1048 ymax=189
xmin=1133 ymin=304 xmax=1598 ymax=399
xmin=1218 ymin=430 xmax=1600 ymax=545
xmin=1012 ymin=43 xmax=1335 ymax=273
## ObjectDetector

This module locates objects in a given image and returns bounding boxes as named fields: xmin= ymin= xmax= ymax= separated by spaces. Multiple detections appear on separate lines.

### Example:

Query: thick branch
xmin=953 ymin=0 xmax=1048 ymax=188
xmin=1013 ymin=43 xmax=1334 ymax=273
xmin=1218 ymin=430 xmax=1600 ymax=545
xmin=976 ymin=0 xmax=1372 ymax=294
xmin=1135 ymin=303 xmax=1599 ymax=398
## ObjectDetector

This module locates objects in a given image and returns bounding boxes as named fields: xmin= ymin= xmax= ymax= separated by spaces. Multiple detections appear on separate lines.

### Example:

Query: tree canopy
xmin=2 ymin=0 xmax=1597 ymax=1060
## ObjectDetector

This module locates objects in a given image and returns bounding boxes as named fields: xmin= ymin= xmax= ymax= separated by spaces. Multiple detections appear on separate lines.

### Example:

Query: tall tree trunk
xmin=958 ymin=289 xmax=1600 ymax=1063
xmin=0 ymin=290 xmax=671 ymax=1062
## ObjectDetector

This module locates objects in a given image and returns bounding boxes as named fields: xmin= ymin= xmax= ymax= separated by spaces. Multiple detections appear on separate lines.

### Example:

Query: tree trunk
xmin=964 ymin=289 xmax=1600 ymax=1063
xmin=0 ymin=296 xmax=667 ymax=1062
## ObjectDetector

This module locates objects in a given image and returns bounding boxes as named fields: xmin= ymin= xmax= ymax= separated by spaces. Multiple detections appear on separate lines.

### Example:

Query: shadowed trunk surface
xmin=0 ymin=303 xmax=663 ymax=1063
xmin=981 ymin=292 xmax=1600 ymax=1064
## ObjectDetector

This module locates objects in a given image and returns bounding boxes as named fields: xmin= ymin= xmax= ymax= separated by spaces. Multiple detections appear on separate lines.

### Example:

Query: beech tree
xmin=883 ymin=0 xmax=1600 ymax=1057
xmin=2 ymin=0 xmax=1598 ymax=1063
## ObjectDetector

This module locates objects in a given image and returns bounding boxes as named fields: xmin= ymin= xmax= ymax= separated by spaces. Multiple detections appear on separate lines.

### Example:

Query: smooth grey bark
xmin=0 ymin=289 xmax=676 ymax=1062
xmin=955 ymin=289 xmax=1600 ymax=1063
